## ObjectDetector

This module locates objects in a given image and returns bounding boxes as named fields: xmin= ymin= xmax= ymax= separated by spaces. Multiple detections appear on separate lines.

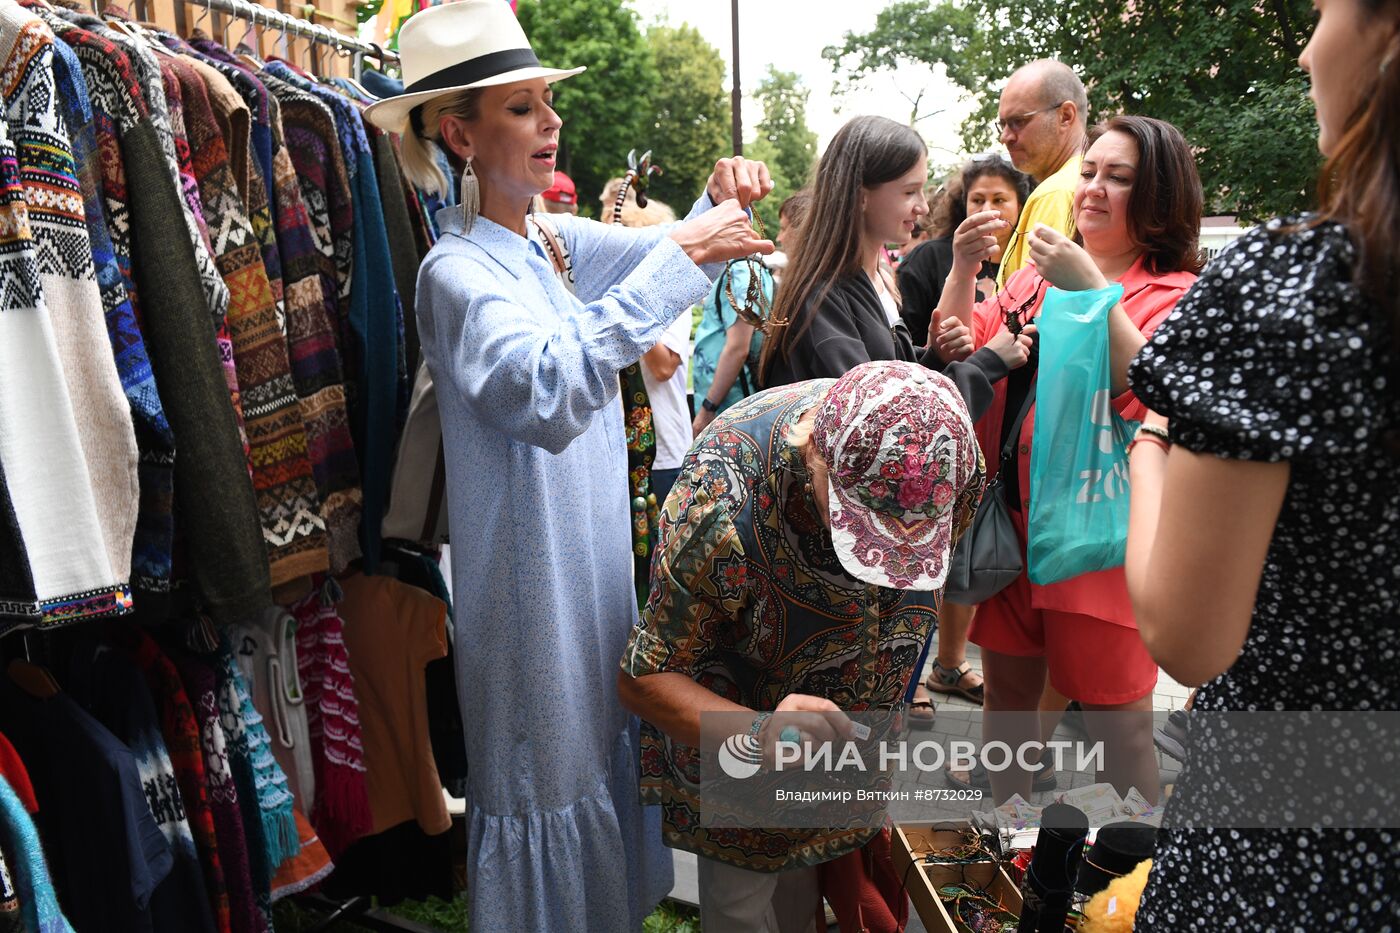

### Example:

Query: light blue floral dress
xmin=415 ymin=199 xmax=717 ymax=932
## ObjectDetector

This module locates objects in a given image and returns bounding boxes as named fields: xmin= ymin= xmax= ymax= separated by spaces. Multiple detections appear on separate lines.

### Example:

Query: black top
xmin=897 ymin=237 xmax=954 ymax=345
xmin=897 ymin=236 xmax=998 ymax=347
xmin=1128 ymin=219 xmax=1400 ymax=929
xmin=762 ymin=271 xmax=1010 ymax=422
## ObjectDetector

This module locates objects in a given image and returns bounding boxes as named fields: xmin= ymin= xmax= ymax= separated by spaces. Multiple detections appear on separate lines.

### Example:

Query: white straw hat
xmin=363 ymin=0 xmax=584 ymax=136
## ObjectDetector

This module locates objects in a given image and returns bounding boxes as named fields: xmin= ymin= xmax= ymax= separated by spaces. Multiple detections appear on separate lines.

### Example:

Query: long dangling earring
xmin=460 ymin=157 xmax=480 ymax=232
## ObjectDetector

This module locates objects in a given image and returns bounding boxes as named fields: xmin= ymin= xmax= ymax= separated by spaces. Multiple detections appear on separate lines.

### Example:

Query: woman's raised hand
xmin=705 ymin=156 xmax=775 ymax=209
xmin=669 ymin=199 xmax=774 ymax=266
xmin=1027 ymin=223 xmax=1110 ymax=291
xmin=986 ymin=323 xmax=1036 ymax=370
xmin=952 ymin=210 xmax=1008 ymax=274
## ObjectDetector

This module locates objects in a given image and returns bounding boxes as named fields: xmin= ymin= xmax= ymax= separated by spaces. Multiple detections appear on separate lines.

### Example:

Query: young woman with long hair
xmin=1126 ymin=1 xmax=1399 ymax=926
xmin=757 ymin=116 xmax=1033 ymax=390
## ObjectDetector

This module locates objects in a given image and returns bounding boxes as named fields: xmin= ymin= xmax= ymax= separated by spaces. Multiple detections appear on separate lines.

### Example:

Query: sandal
xmin=906 ymin=693 xmax=936 ymax=731
xmin=925 ymin=659 xmax=985 ymax=705
xmin=944 ymin=757 xmax=1058 ymax=793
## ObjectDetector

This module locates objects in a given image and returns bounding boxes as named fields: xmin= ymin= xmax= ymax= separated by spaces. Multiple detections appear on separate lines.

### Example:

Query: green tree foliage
xmin=751 ymin=67 xmax=818 ymax=234
xmin=518 ymin=0 xmax=659 ymax=216
xmin=640 ymin=24 xmax=731 ymax=211
xmin=823 ymin=0 xmax=1319 ymax=221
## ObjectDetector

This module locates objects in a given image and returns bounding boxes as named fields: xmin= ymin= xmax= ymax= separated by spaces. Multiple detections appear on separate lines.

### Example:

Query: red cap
xmin=542 ymin=171 xmax=577 ymax=205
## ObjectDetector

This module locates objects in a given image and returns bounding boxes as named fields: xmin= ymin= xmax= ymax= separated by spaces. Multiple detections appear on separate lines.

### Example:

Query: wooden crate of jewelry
xmin=893 ymin=822 xmax=1023 ymax=933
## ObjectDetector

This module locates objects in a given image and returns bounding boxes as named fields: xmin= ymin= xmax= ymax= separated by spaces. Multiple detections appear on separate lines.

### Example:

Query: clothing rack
xmin=174 ymin=0 xmax=399 ymax=75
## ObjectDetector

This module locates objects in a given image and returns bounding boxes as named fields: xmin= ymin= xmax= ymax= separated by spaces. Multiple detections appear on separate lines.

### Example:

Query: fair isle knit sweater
xmin=173 ymin=56 xmax=330 ymax=586
xmin=0 ymin=58 xmax=121 ymax=627
xmin=0 ymin=4 xmax=138 ymax=617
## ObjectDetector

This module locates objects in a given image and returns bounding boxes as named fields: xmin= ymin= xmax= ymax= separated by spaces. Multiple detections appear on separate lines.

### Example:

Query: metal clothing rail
xmin=178 ymin=0 xmax=399 ymax=66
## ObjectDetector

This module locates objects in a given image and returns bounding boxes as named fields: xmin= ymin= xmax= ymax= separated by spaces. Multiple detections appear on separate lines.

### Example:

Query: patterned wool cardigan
xmin=45 ymin=14 xmax=271 ymax=622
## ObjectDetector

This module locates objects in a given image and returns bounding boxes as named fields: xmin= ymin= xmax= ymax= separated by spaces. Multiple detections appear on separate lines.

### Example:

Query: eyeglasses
xmin=993 ymin=102 xmax=1064 ymax=137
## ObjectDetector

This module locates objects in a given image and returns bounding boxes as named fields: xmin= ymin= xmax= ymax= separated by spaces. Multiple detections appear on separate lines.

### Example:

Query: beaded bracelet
xmin=747 ymin=711 xmax=773 ymax=740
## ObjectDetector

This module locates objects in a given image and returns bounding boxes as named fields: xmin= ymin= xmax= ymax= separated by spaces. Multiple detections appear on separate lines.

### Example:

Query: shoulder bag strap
xmin=998 ymin=377 xmax=1038 ymax=466
xmin=528 ymin=213 xmax=575 ymax=287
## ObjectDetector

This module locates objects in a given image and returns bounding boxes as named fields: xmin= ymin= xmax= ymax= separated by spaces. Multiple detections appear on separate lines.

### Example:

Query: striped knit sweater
xmin=44 ymin=16 xmax=271 ymax=622
xmin=0 ymin=39 xmax=122 ymax=627
xmin=178 ymin=654 xmax=269 ymax=933
xmin=0 ymin=5 xmax=138 ymax=613
xmin=264 ymin=61 xmax=403 ymax=571
xmin=291 ymin=581 xmax=372 ymax=855
xmin=263 ymin=71 xmax=356 ymax=394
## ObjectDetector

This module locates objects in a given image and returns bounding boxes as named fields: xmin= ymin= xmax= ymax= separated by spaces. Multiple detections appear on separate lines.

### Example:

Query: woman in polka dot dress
xmin=1124 ymin=0 xmax=1400 ymax=927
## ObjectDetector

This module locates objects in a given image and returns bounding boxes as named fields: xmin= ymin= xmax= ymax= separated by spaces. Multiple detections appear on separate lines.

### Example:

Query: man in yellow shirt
xmin=995 ymin=60 xmax=1089 ymax=286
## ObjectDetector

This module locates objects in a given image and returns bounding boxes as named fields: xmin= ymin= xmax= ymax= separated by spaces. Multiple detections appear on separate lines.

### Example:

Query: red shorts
xmin=969 ymin=570 xmax=1158 ymax=705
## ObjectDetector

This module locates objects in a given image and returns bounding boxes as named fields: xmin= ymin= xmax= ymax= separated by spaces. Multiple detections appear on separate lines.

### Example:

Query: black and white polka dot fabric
xmin=1128 ymin=218 xmax=1400 ymax=930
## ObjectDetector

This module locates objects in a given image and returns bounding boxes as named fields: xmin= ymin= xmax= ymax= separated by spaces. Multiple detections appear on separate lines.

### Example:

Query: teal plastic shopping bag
xmin=1027 ymin=283 xmax=1137 ymax=585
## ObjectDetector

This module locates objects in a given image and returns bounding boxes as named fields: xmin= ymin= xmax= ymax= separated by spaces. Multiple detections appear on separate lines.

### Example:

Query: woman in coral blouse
xmin=932 ymin=115 xmax=1203 ymax=803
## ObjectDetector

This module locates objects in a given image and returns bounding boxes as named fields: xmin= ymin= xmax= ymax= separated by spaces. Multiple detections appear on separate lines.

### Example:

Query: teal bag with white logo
xmin=1027 ymin=283 xmax=1137 ymax=585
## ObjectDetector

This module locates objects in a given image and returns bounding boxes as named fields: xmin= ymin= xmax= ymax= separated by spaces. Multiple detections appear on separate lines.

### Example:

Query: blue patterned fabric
xmin=50 ymin=38 xmax=175 ymax=600
xmin=416 ymin=198 xmax=717 ymax=932
xmin=0 ymin=775 xmax=74 ymax=933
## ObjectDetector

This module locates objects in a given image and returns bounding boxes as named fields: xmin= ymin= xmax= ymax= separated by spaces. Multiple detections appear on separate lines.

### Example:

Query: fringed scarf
xmin=289 ymin=577 xmax=372 ymax=855
xmin=214 ymin=642 xmax=300 ymax=874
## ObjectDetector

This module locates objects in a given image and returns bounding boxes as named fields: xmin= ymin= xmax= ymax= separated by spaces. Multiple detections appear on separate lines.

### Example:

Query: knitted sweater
xmin=290 ymin=581 xmax=372 ymax=854
xmin=178 ymin=654 xmax=268 ymax=933
xmin=0 ymin=776 xmax=74 ymax=933
xmin=67 ymin=642 xmax=218 ymax=933
xmin=175 ymin=56 xmax=330 ymax=586
xmin=0 ymin=71 xmax=121 ymax=626
xmin=259 ymin=77 xmax=362 ymax=573
xmin=155 ymin=55 xmax=249 ymax=465
xmin=51 ymin=37 xmax=177 ymax=606
xmin=48 ymin=18 xmax=271 ymax=622
xmin=0 ymin=4 xmax=139 ymax=593
xmin=0 ymin=458 xmax=36 ymax=627
xmin=123 ymin=628 xmax=233 ymax=933
xmin=265 ymin=61 xmax=403 ymax=571
xmin=175 ymin=43 xmax=357 ymax=571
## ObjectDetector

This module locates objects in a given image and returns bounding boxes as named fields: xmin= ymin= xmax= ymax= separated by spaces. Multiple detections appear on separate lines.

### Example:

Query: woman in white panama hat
xmin=364 ymin=2 xmax=774 ymax=930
